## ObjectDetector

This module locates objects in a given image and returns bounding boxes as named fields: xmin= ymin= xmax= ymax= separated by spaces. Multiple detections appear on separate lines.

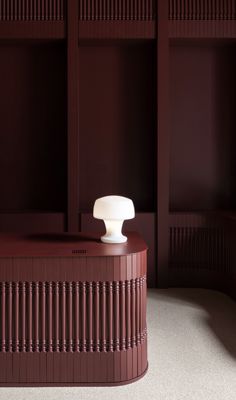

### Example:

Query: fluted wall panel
xmin=0 ymin=0 xmax=64 ymax=20
xmin=170 ymin=227 xmax=230 ymax=272
xmin=169 ymin=214 xmax=231 ymax=272
xmin=0 ymin=278 xmax=147 ymax=353
xmin=169 ymin=0 xmax=236 ymax=20
xmin=78 ymin=0 xmax=156 ymax=21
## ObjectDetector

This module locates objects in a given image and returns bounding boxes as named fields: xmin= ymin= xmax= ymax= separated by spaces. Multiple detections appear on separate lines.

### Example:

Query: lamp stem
xmin=101 ymin=220 xmax=127 ymax=243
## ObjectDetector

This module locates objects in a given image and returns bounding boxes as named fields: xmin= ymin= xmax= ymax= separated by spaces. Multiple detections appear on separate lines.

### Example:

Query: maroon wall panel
xmin=79 ymin=42 xmax=156 ymax=213
xmin=0 ymin=42 xmax=67 ymax=212
xmin=170 ymin=43 xmax=236 ymax=212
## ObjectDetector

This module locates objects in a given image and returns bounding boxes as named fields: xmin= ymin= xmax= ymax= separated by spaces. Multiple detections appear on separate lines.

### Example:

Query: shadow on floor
xmin=148 ymin=288 xmax=236 ymax=360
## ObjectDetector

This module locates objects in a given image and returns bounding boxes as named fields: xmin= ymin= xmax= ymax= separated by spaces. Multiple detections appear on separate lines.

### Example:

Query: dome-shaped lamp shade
xmin=93 ymin=195 xmax=135 ymax=243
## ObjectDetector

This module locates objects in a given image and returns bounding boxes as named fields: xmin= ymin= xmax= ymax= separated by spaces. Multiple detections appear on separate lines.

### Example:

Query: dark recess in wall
xmin=79 ymin=41 xmax=157 ymax=213
xmin=170 ymin=41 xmax=236 ymax=212
xmin=0 ymin=42 xmax=67 ymax=212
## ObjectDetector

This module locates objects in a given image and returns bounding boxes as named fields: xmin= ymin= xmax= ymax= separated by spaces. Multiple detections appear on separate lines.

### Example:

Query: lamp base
xmin=101 ymin=234 xmax=127 ymax=244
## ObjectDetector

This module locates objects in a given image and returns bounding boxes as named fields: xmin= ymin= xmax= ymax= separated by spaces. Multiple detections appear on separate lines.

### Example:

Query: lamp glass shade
xmin=93 ymin=195 xmax=135 ymax=243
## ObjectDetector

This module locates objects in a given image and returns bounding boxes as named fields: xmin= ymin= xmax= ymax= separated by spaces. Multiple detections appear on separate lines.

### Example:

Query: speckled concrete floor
xmin=1 ymin=288 xmax=236 ymax=400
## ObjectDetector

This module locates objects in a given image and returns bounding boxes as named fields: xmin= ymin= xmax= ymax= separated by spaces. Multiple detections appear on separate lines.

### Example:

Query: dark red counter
xmin=0 ymin=232 xmax=148 ymax=386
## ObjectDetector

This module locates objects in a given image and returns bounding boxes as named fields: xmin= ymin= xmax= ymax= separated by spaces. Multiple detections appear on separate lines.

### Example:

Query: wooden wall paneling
xmin=67 ymin=0 xmax=79 ymax=232
xmin=0 ymin=21 xmax=65 ymax=39
xmin=168 ymin=1 xmax=236 ymax=39
xmin=169 ymin=20 xmax=236 ymax=39
xmin=0 ymin=0 xmax=65 ymax=21
xmin=78 ymin=20 xmax=156 ymax=39
xmin=179 ymin=212 xmax=236 ymax=294
xmin=168 ymin=212 xmax=231 ymax=290
xmin=157 ymin=0 xmax=169 ymax=287
xmin=78 ymin=0 xmax=155 ymax=21
xmin=168 ymin=0 xmax=236 ymax=38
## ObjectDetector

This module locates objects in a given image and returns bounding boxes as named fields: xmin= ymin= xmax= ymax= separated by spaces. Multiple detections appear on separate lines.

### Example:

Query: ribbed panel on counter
xmin=78 ymin=0 xmax=156 ymax=20
xmin=0 ymin=0 xmax=64 ymax=21
xmin=0 ymin=278 xmax=147 ymax=353
xmin=169 ymin=0 xmax=236 ymax=20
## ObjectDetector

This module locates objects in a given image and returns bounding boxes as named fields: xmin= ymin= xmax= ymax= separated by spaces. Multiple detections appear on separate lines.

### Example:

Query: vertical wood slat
xmin=131 ymin=279 xmax=136 ymax=347
xmin=41 ymin=0 xmax=44 ymax=20
xmin=124 ymin=0 xmax=127 ymax=20
xmin=34 ymin=282 xmax=39 ymax=352
xmin=114 ymin=281 xmax=119 ymax=351
xmin=126 ymin=281 xmax=131 ymax=350
xmin=10 ymin=0 xmax=13 ymax=21
xmin=68 ymin=282 xmax=73 ymax=352
xmin=110 ymin=0 xmax=114 ymax=20
xmin=140 ymin=277 xmax=143 ymax=340
xmin=94 ymin=0 xmax=98 ymax=19
xmin=54 ymin=282 xmax=59 ymax=351
xmin=136 ymin=278 xmax=140 ymax=345
xmin=81 ymin=282 xmax=86 ymax=351
xmin=48 ymin=282 xmax=53 ymax=352
xmin=6 ymin=0 xmax=9 ymax=20
xmin=143 ymin=277 xmax=147 ymax=339
xmin=87 ymin=0 xmax=90 ymax=20
xmin=21 ymin=282 xmax=26 ymax=352
xmin=120 ymin=281 xmax=126 ymax=351
xmin=61 ymin=282 xmax=66 ymax=351
xmin=74 ymin=282 xmax=79 ymax=351
xmin=95 ymin=282 xmax=100 ymax=351
xmin=28 ymin=282 xmax=33 ymax=352
xmin=108 ymin=282 xmax=113 ymax=351
xmin=26 ymin=0 xmax=29 ymax=20
xmin=14 ymin=282 xmax=19 ymax=352
xmin=41 ymin=282 xmax=46 ymax=352
xmin=8 ymin=283 xmax=12 ymax=352
xmin=101 ymin=281 xmax=106 ymax=351
xmin=88 ymin=282 xmax=93 ymax=352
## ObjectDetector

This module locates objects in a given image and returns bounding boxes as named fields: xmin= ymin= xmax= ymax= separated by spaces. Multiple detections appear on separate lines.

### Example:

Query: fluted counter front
xmin=0 ymin=232 xmax=148 ymax=386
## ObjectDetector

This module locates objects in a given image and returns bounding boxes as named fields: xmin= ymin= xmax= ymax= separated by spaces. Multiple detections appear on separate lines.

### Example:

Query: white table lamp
xmin=93 ymin=195 xmax=135 ymax=243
